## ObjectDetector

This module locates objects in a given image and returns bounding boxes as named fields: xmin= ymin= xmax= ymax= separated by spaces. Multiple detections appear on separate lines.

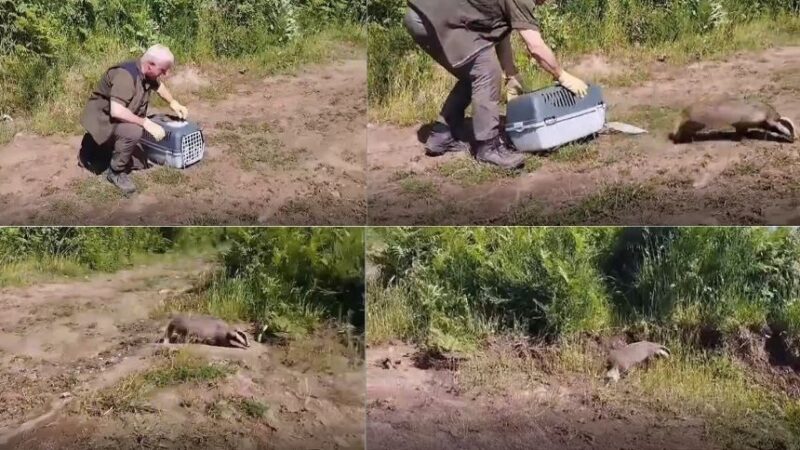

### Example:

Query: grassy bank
xmin=0 ymin=0 xmax=365 ymax=140
xmin=367 ymin=226 xmax=800 ymax=350
xmin=367 ymin=0 xmax=800 ymax=124
xmin=0 ymin=227 xmax=225 ymax=286
xmin=161 ymin=227 xmax=365 ymax=344
xmin=367 ymin=226 xmax=800 ymax=448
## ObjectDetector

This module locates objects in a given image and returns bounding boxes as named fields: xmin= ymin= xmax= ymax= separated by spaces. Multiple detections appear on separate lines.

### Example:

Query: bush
xmin=0 ymin=0 xmax=364 ymax=117
xmin=368 ymin=227 xmax=800 ymax=350
xmin=215 ymin=227 xmax=365 ymax=335
xmin=0 ymin=227 xmax=221 ymax=271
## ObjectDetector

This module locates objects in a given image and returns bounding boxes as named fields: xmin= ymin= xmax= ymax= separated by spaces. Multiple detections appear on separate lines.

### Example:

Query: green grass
xmin=79 ymin=349 xmax=233 ymax=416
xmin=72 ymin=177 xmax=123 ymax=203
xmin=549 ymin=142 xmax=599 ymax=165
xmin=236 ymin=398 xmax=269 ymax=419
xmin=0 ymin=256 xmax=89 ymax=288
xmin=437 ymin=157 xmax=515 ymax=186
xmin=367 ymin=280 xmax=424 ymax=345
xmin=399 ymin=177 xmax=436 ymax=198
xmin=215 ymin=130 xmax=299 ymax=172
xmin=554 ymin=182 xmax=659 ymax=224
xmin=150 ymin=167 xmax=188 ymax=186
xmin=507 ymin=181 xmax=662 ymax=225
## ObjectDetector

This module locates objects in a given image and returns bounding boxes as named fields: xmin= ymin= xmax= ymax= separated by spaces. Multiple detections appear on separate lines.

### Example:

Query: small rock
xmin=60 ymin=392 xmax=72 ymax=399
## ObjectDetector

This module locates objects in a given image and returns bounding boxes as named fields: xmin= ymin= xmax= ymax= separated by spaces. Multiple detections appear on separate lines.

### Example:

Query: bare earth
xmin=367 ymin=344 xmax=718 ymax=450
xmin=0 ymin=258 xmax=364 ymax=450
xmin=367 ymin=46 xmax=800 ymax=225
xmin=0 ymin=53 xmax=366 ymax=226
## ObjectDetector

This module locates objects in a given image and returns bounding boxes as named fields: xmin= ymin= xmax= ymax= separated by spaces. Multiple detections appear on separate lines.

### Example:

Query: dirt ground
xmin=0 ymin=51 xmax=366 ymax=226
xmin=0 ymin=257 xmax=364 ymax=450
xmin=366 ymin=344 xmax=719 ymax=450
xmin=367 ymin=46 xmax=800 ymax=225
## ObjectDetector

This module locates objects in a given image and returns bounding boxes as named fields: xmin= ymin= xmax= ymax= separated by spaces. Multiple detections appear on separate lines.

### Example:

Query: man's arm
xmin=110 ymin=100 xmax=145 ymax=126
xmin=110 ymin=99 xmax=166 ymax=140
xmin=518 ymin=29 xmax=562 ymax=79
xmin=156 ymin=82 xmax=189 ymax=119
xmin=155 ymin=83 xmax=176 ymax=104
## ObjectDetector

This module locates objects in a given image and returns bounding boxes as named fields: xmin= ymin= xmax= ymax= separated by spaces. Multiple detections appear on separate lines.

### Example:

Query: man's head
xmin=140 ymin=44 xmax=175 ymax=81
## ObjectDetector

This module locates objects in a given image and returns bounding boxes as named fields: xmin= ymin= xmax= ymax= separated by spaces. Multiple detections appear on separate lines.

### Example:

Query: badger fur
xmin=161 ymin=314 xmax=249 ymax=349
xmin=605 ymin=341 xmax=670 ymax=382
xmin=669 ymin=99 xmax=796 ymax=143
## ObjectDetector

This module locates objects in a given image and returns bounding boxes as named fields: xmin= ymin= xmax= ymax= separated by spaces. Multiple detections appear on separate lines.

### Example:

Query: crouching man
xmin=80 ymin=44 xmax=189 ymax=194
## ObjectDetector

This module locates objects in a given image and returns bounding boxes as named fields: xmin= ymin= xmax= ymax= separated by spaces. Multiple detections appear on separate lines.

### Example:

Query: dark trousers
xmin=79 ymin=123 xmax=148 ymax=174
xmin=403 ymin=7 xmax=502 ymax=142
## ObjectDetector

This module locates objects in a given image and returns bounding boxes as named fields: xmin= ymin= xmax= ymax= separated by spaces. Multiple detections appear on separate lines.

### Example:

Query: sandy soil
xmin=367 ymin=46 xmax=800 ymax=225
xmin=0 ymin=53 xmax=366 ymax=226
xmin=0 ymin=258 xmax=364 ymax=450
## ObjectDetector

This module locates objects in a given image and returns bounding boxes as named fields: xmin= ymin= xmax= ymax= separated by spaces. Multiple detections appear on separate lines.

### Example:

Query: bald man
xmin=80 ymin=44 xmax=189 ymax=194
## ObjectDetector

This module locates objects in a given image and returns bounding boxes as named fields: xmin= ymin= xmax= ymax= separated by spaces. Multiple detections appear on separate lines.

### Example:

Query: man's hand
xmin=505 ymin=74 xmax=527 ymax=102
xmin=169 ymin=100 xmax=188 ymax=120
xmin=143 ymin=118 xmax=166 ymax=141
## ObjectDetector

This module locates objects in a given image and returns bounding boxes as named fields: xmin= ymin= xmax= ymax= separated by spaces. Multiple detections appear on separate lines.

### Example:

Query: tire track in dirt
xmin=367 ymin=46 xmax=800 ymax=225
xmin=0 ymin=54 xmax=366 ymax=226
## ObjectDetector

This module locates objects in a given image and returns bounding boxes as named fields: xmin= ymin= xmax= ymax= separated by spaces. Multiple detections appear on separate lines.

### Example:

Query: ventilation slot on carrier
xmin=543 ymin=90 xmax=577 ymax=109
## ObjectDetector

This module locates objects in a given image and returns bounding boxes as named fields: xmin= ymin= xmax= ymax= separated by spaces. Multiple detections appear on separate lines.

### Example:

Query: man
xmin=80 ymin=44 xmax=189 ymax=194
xmin=403 ymin=0 xmax=589 ymax=170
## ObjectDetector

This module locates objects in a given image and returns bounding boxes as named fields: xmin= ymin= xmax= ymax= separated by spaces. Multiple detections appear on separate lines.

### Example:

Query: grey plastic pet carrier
xmin=141 ymin=114 xmax=206 ymax=169
xmin=505 ymin=84 xmax=607 ymax=152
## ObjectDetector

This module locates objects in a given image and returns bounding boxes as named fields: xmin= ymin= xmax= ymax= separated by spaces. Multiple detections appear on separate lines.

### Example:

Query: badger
xmin=669 ymin=99 xmax=796 ymax=143
xmin=605 ymin=341 xmax=670 ymax=382
xmin=161 ymin=314 xmax=249 ymax=349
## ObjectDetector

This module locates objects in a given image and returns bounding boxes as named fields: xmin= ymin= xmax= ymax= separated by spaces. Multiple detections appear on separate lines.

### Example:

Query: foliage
xmin=216 ymin=227 xmax=365 ymax=335
xmin=0 ymin=0 xmax=363 ymax=117
xmin=368 ymin=227 xmax=800 ymax=351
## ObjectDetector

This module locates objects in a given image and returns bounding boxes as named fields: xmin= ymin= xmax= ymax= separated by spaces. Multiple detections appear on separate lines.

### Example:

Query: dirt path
xmin=367 ymin=344 xmax=718 ymax=450
xmin=0 ymin=53 xmax=366 ymax=226
xmin=367 ymin=46 xmax=800 ymax=225
xmin=0 ymin=258 xmax=364 ymax=450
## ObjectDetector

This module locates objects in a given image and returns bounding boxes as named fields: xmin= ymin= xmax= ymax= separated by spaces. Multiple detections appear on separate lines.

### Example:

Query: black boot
xmin=424 ymin=123 xmax=469 ymax=156
xmin=106 ymin=169 xmax=137 ymax=195
xmin=474 ymin=136 xmax=525 ymax=170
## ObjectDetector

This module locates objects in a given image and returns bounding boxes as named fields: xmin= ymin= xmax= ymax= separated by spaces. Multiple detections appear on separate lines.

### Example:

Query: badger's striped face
xmin=778 ymin=117 xmax=796 ymax=141
xmin=228 ymin=330 xmax=249 ymax=348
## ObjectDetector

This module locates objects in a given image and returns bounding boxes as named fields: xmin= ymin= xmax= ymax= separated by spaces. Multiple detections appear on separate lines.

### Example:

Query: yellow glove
xmin=169 ymin=100 xmax=188 ymax=120
xmin=505 ymin=74 xmax=527 ymax=102
xmin=557 ymin=70 xmax=588 ymax=98
xmin=143 ymin=118 xmax=166 ymax=141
